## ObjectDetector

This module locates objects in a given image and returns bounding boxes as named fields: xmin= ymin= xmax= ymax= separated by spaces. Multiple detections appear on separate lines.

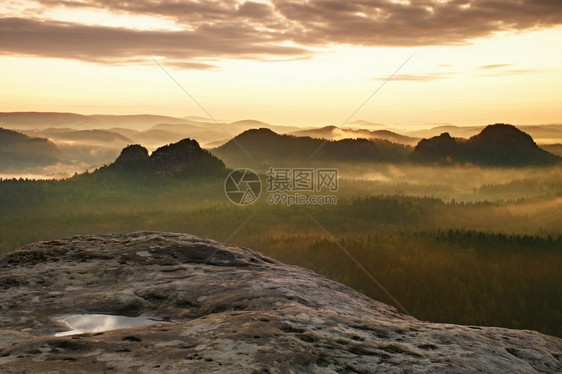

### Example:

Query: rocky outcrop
xmin=97 ymin=138 xmax=226 ymax=177
xmin=413 ymin=124 xmax=561 ymax=165
xmin=149 ymin=138 xmax=225 ymax=175
xmin=465 ymin=124 xmax=559 ymax=165
xmin=413 ymin=132 xmax=459 ymax=163
xmin=0 ymin=232 xmax=560 ymax=373
xmin=114 ymin=144 xmax=150 ymax=166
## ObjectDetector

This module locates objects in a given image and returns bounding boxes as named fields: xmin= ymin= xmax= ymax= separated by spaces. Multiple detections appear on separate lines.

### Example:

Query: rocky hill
xmin=413 ymin=124 xmax=561 ymax=166
xmin=213 ymin=128 xmax=411 ymax=168
xmin=0 ymin=232 xmax=560 ymax=373
xmin=0 ymin=128 xmax=59 ymax=171
xmin=290 ymin=126 xmax=420 ymax=146
xmin=96 ymin=138 xmax=226 ymax=177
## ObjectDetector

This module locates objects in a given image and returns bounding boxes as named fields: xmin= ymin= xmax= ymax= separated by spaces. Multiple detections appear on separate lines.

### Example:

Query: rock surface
xmin=0 ymin=232 xmax=560 ymax=373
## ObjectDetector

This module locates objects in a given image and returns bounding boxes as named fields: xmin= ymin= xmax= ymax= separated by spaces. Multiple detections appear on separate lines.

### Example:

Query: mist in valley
xmin=1 ymin=115 xmax=561 ymax=338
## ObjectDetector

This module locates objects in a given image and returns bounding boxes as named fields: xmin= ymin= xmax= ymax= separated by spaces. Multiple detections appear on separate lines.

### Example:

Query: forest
xmin=1 ymin=163 xmax=560 ymax=337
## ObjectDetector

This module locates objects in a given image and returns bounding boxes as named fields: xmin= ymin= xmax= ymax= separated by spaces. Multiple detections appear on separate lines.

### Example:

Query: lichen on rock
xmin=0 ymin=232 xmax=560 ymax=373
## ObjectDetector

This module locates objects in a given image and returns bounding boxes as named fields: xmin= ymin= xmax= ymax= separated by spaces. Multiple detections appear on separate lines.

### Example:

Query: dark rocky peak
xmin=469 ymin=123 xmax=537 ymax=148
xmin=150 ymin=138 xmax=202 ymax=167
xmin=465 ymin=124 xmax=560 ymax=165
xmin=421 ymin=132 xmax=456 ymax=145
xmin=414 ymin=132 xmax=460 ymax=162
xmin=114 ymin=144 xmax=149 ymax=166
xmin=151 ymin=138 xmax=202 ymax=158
xmin=413 ymin=124 xmax=560 ymax=165
xmin=149 ymin=138 xmax=225 ymax=175
xmin=94 ymin=138 xmax=226 ymax=177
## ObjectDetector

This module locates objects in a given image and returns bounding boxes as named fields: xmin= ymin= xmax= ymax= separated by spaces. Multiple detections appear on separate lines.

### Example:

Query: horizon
xmin=1 ymin=110 xmax=561 ymax=132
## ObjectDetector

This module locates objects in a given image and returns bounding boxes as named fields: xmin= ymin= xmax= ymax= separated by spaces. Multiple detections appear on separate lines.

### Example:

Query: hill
xmin=0 ymin=128 xmax=59 ymax=171
xmin=350 ymin=119 xmax=388 ymax=129
xmin=182 ymin=115 xmax=219 ymax=122
xmin=542 ymin=144 xmax=562 ymax=157
xmin=406 ymin=125 xmax=483 ymax=139
xmin=0 ymin=232 xmax=560 ymax=373
xmin=225 ymin=119 xmax=304 ymax=137
xmin=22 ymin=128 xmax=132 ymax=146
xmin=148 ymin=124 xmax=229 ymax=147
xmin=213 ymin=128 xmax=411 ymax=168
xmin=290 ymin=125 xmax=420 ymax=145
xmin=406 ymin=124 xmax=562 ymax=144
xmin=108 ymin=128 xmax=189 ymax=150
xmin=95 ymin=138 xmax=227 ymax=177
xmin=413 ymin=124 xmax=561 ymax=166
xmin=228 ymin=119 xmax=270 ymax=128
xmin=0 ymin=112 xmax=303 ymax=143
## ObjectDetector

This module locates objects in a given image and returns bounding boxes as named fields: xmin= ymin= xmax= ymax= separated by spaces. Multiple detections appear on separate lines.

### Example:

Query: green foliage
xmin=0 ymin=170 xmax=561 ymax=338
xmin=255 ymin=231 xmax=561 ymax=337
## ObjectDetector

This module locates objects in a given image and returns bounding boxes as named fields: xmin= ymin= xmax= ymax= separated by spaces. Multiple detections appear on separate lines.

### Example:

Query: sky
xmin=1 ymin=0 xmax=561 ymax=127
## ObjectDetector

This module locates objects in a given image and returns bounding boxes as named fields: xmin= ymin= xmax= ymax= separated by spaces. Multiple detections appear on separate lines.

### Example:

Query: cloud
xmin=373 ymin=73 xmax=451 ymax=82
xmin=478 ymin=64 xmax=513 ymax=70
xmin=479 ymin=69 xmax=541 ymax=77
xmin=1 ymin=0 xmax=561 ymax=68
xmin=272 ymin=0 xmax=562 ymax=46
xmin=0 ymin=17 xmax=306 ymax=68
xmin=475 ymin=64 xmax=544 ymax=76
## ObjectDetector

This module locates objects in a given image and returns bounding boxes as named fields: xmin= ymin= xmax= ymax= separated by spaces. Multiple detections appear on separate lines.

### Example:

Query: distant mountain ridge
xmin=0 ymin=112 xmax=304 ymax=149
xmin=413 ymin=124 xmax=561 ymax=166
xmin=290 ymin=125 xmax=420 ymax=146
xmin=2 ymin=113 xmax=560 ymax=176
xmin=350 ymin=120 xmax=387 ymax=129
xmin=23 ymin=128 xmax=132 ymax=145
xmin=0 ymin=112 xmax=214 ymax=130
xmin=229 ymin=119 xmax=270 ymax=127
xmin=0 ymin=112 xmax=202 ymax=130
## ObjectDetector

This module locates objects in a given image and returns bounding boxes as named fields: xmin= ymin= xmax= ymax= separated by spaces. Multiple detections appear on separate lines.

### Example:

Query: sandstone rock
xmin=0 ymin=232 xmax=560 ymax=373
xmin=113 ymin=144 xmax=149 ymax=167
xmin=413 ymin=124 xmax=561 ymax=165
xmin=95 ymin=139 xmax=226 ymax=177
xmin=149 ymin=138 xmax=226 ymax=176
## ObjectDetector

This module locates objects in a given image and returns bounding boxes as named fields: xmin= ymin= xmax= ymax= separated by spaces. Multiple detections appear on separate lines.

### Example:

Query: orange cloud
xmin=1 ymin=0 xmax=561 ymax=68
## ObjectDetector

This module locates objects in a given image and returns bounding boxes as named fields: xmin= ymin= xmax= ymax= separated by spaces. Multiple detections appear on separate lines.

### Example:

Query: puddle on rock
xmin=54 ymin=314 xmax=166 ymax=336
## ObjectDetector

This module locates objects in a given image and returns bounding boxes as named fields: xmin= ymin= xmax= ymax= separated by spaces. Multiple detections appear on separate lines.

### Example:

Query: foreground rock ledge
xmin=0 ymin=232 xmax=560 ymax=373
